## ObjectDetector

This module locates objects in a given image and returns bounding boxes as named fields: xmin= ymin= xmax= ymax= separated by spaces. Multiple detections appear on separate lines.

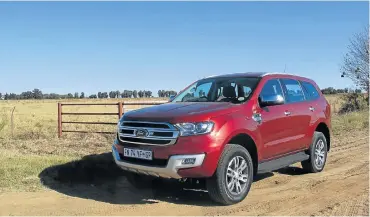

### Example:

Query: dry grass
xmin=0 ymin=149 xmax=75 ymax=192
xmin=0 ymin=95 xmax=368 ymax=192
xmin=325 ymin=94 xmax=346 ymax=113
xmin=0 ymin=98 xmax=167 ymax=140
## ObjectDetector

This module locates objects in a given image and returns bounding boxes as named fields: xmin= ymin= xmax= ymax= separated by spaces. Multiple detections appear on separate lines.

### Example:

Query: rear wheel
xmin=206 ymin=144 xmax=254 ymax=205
xmin=301 ymin=131 xmax=328 ymax=173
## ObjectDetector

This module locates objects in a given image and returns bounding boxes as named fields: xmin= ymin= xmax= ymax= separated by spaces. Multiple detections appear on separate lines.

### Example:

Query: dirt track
xmin=0 ymin=131 xmax=368 ymax=216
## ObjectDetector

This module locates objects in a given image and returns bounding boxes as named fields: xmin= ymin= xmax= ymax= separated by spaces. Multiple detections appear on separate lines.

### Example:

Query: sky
xmin=0 ymin=1 xmax=368 ymax=96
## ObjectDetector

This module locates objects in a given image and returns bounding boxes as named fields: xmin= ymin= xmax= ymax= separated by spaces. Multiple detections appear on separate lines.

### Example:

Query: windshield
xmin=172 ymin=77 xmax=260 ymax=104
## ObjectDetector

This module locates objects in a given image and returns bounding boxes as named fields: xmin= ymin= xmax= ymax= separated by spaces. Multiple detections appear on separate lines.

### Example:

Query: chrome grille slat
xmin=118 ymin=121 xmax=179 ymax=146
xmin=120 ymin=134 xmax=178 ymax=140
xmin=120 ymin=127 xmax=176 ymax=132
xmin=121 ymin=121 xmax=174 ymax=129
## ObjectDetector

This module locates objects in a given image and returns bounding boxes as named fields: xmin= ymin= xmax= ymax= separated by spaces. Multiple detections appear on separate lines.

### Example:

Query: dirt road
xmin=0 ymin=131 xmax=368 ymax=216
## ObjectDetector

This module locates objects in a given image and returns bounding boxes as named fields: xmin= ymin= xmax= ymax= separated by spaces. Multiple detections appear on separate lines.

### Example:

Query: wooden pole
xmin=118 ymin=102 xmax=123 ymax=119
xmin=122 ymin=101 xmax=125 ymax=116
xmin=11 ymin=106 xmax=15 ymax=138
xmin=58 ymin=103 xmax=62 ymax=138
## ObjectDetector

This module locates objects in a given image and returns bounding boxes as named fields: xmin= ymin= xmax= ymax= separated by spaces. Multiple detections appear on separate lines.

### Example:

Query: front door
xmin=256 ymin=78 xmax=294 ymax=160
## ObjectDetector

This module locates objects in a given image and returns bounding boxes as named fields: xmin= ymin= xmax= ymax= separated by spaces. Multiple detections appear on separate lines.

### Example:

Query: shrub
xmin=338 ymin=93 xmax=369 ymax=114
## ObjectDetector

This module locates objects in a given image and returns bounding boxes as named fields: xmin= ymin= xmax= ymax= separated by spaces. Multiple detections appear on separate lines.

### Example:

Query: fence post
xmin=118 ymin=102 xmax=123 ymax=119
xmin=11 ymin=106 xmax=15 ymax=138
xmin=58 ymin=103 xmax=62 ymax=138
xmin=122 ymin=101 xmax=125 ymax=115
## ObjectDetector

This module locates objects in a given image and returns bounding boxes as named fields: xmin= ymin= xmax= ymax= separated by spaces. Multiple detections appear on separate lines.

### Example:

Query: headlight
xmin=175 ymin=121 xmax=214 ymax=136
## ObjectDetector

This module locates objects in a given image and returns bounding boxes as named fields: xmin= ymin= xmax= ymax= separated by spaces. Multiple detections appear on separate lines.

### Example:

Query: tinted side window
xmin=301 ymin=81 xmax=320 ymax=100
xmin=260 ymin=79 xmax=283 ymax=98
xmin=281 ymin=79 xmax=305 ymax=103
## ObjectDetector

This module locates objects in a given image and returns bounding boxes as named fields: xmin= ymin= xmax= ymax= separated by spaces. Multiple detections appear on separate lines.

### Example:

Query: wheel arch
xmin=315 ymin=122 xmax=331 ymax=151
xmin=226 ymin=133 xmax=259 ymax=175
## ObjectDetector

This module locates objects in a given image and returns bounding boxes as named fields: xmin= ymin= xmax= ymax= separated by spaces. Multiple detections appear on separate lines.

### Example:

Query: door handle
xmin=309 ymin=106 xmax=315 ymax=111
xmin=284 ymin=111 xmax=291 ymax=116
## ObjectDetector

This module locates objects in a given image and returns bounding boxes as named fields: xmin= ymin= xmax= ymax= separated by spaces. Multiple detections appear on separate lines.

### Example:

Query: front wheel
xmin=301 ymin=131 xmax=328 ymax=173
xmin=206 ymin=144 xmax=254 ymax=205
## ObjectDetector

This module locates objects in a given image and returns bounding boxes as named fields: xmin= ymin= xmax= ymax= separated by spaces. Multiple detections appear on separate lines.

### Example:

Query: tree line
xmin=0 ymin=87 xmax=363 ymax=100
xmin=0 ymin=89 xmax=178 ymax=100
xmin=321 ymin=87 xmax=362 ymax=95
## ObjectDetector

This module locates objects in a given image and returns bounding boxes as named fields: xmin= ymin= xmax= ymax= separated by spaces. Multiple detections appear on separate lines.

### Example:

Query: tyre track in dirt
xmin=0 ymin=131 xmax=368 ymax=216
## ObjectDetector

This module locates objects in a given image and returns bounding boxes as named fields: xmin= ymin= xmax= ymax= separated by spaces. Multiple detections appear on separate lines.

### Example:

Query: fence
xmin=57 ymin=101 xmax=165 ymax=138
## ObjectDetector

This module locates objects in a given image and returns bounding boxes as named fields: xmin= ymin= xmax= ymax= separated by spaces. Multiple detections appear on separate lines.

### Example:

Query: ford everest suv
xmin=112 ymin=72 xmax=331 ymax=205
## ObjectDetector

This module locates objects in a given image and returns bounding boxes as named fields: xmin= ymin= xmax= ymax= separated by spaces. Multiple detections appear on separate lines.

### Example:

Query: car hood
xmin=122 ymin=102 xmax=240 ymax=123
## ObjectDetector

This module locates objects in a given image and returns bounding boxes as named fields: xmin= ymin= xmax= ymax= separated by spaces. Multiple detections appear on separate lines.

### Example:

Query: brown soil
xmin=0 ymin=131 xmax=368 ymax=216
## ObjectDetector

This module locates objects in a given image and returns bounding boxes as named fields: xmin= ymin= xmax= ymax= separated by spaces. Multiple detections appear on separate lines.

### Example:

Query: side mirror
xmin=169 ymin=95 xmax=176 ymax=102
xmin=259 ymin=94 xmax=284 ymax=107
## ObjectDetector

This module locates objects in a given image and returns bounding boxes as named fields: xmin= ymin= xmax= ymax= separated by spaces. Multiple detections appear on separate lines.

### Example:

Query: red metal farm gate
xmin=57 ymin=101 xmax=164 ymax=138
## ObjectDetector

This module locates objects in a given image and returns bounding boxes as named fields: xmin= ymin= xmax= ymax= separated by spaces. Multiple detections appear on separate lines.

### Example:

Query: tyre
xmin=301 ymin=131 xmax=328 ymax=173
xmin=206 ymin=144 xmax=254 ymax=205
xmin=125 ymin=172 xmax=154 ymax=189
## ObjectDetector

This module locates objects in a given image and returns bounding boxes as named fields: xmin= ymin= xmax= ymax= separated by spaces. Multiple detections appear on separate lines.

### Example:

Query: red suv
xmin=112 ymin=72 xmax=331 ymax=205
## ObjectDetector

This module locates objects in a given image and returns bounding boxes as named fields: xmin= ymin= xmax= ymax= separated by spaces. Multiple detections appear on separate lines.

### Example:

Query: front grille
xmin=118 ymin=121 xmax=179 ymax=146
xmin=122 ymin=122 xmax=170 ymax=129
xmin=119 ymin=154 xmax=168 ymax=167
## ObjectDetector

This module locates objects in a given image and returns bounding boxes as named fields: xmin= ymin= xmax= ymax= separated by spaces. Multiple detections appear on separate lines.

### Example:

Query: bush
xmin=338 ymin=93 xmax=369 ymax=114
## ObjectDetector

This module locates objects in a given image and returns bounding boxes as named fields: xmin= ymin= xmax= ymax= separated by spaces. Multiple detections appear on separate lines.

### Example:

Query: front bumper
xmin=112 ymin=145 xmax=205 ymax=179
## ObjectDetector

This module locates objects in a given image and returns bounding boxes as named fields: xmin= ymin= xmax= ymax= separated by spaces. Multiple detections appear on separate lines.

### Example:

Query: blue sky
xmin=0 ymin=1 xmax=368 ymax=96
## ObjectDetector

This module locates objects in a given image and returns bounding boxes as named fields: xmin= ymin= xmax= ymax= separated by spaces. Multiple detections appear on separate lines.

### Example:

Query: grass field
xmin=0 ymin=95 xmax=368 ymax=193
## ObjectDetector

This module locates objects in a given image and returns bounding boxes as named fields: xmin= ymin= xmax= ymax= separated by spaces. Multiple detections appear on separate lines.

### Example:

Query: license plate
xmin=123 ymin=148 xmax=152 ymax=160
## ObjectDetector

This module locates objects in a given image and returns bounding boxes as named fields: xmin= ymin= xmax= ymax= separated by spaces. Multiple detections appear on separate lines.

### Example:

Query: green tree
xmin=89 ymin=94 xmax=97 ymax=98
xmin=109 ymin=91 xmax=114 ymax=98
xmin=32 ymin=89 xmax=43 ymax=99
xmin=138 ymin=90 xmax=143 ymax=98
xmin=101 ymin=92 xmax=108 ymax=98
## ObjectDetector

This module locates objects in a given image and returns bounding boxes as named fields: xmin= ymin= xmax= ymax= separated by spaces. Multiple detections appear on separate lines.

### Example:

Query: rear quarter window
xmin=301 ymin=81 xmax=320 ymax=100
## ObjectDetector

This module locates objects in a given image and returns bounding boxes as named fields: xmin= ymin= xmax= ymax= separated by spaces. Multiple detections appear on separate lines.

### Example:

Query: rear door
xmin=280 ymin=78 xmax=312 ymax=151
xmin=300 ymin=80 xmax=322 ymax=145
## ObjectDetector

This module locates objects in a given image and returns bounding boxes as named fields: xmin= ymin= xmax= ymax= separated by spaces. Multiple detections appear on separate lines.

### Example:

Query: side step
xmin=257 ymin=151 xmax=309 ymax=174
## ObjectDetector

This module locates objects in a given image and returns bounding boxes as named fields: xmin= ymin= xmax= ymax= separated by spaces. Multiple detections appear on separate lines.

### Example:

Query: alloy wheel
xmin=225 ymin=156 xmax=249 ymax=195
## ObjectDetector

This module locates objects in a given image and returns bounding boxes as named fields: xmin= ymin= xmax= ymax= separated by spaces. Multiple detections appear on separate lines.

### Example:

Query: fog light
xmin=181 ymin=158 xmax=196 ymax=165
